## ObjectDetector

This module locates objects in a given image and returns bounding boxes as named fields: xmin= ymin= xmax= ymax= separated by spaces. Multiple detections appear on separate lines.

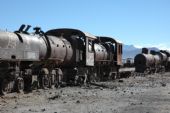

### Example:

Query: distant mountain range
xmin=123 ymin=44 xmax=159 ymax=59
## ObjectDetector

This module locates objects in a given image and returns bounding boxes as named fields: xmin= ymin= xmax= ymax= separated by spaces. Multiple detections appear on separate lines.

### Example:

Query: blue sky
xmin=0 ymin=0 xmax=170 ymax=50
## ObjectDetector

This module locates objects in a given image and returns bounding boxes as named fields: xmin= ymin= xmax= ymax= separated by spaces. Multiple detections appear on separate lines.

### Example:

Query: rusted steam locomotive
xmin=0 ymin=25 xmax=122 ymax=95
xmin=134 ymin=48 xmax=170 ymax=74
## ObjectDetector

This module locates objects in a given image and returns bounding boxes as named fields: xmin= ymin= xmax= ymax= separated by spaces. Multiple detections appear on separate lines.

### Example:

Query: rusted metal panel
xmin=94 ymin=44 xmax=108 ymax=61
xmin=24 ymin=51 xmax=39 ymax=60
xmin=119 ymin=67 xmax=135 ymax=72
xmin=96 ymin=36 xmax=122 ymax=44
xmin=48 ymin=36 xmax=66 ymax=61
xmin=85 ymin=38 xmax=94 ymax=66
xmin=0 ymin=31 xmax=45 ymax=61
xmin=86 ymin=52 xmax=94 ymax=66
xmin=116 ymin=43 xmax=122 ymax=65
xmin=46 ymin=28 xmax=97 ymax=40
xmin=83 ymin=32 xmax=96 ymax=40
xmin=61 ymin=38 xmax=73 ymax=63
xmin=47 ymin=36 xmax=73 ymax=64
xmin=76 ymin=49 xmax=80 ymax=62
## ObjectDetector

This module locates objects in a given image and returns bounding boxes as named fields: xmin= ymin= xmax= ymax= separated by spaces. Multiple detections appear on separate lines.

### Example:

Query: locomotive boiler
xmin=0 ymin=25 xmax=74 ymax=94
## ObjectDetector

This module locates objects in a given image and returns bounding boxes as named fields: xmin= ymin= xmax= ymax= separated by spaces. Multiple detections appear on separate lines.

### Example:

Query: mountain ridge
xmin=123 ymin=44 xmax=159 ymax=59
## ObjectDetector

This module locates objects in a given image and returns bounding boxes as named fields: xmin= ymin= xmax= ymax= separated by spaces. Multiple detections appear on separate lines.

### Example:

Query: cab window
xmin=88 ymin=40 xmax=93 ymax=52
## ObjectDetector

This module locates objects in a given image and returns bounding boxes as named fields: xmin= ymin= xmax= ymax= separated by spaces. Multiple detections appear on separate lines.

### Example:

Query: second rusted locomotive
xmin=134 ymin=48 xmax=170 ymax=74
xmin=0 ymin=25 xmax=122 ymax=95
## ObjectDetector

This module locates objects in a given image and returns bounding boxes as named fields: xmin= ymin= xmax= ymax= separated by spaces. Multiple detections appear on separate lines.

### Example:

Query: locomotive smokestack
xmin=24 ymin=25 xmax=31 ymax=32
xmin=18 ymin=24 xmax=26 ymax=32
xmin=142 ymin=48 xmax=149 ymax=54
xmin=33 ymin=27 xmax=41 ymax=34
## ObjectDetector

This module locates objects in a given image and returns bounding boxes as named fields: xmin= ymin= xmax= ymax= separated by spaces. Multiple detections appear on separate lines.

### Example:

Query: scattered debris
xmin=89 ymin=82 xmax=109 ymax=88
xmin=48 ymin=95 xmax=60 ymax=100
xmin=100 ymin=87 xmax=103 ymax=90
xmin=118 ymin=80 xmax=124 ymax=83
xmin=160 ymin=82 xmax=166 ymax=87
xmin=131 ymin=103 xmax=136 ymax=105
xmin=63 ymin=101 xmax=67 ymax=104
xmin=28 ymin=109 xmax=38 ymax=112
xmin=13 ymin=106 xmax=17 ymax=109
xmin=41 ymin=108 xmax=46 ymax=112
xmin=76 ymin=100 xmax=80 ymax=103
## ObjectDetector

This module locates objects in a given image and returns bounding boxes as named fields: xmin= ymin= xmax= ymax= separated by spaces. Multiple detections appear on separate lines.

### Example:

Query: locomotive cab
xmin=93 ymin=36 xmax=122 ymax=80
xmin=96 ymin=36 xmax=123 ymax=66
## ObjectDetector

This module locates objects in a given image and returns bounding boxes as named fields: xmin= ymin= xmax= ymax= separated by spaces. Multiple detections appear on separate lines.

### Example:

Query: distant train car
xmin=134 ymin=48 xmax=170 ymax=74
xmin=160 ymin=50 xmax=170 ymax=71
xmin=123 ymin=58 xmax=134 ymax=67
xmin=134 ymin=49 xmax=155 ymax=73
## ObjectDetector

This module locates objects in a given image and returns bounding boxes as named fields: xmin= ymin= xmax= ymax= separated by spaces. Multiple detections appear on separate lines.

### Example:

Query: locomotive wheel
xmin=39 ymin=75 xmax=45 ymax=89
xmin=90 ymin=72 xmax=101 ymax=82
xmin=0 ymin=87 xmax=6 ymax=95
xmin=39 ymin=75 xmax=52 ymax=89
xmin=48 ymin=76 xmax=52 ymax=88
xmin=0 ymin=80 xmax=5 ymax=95
xmin=0 ymin=79 xmax=5 ymax=95
xmin=51 ymin=74 xmax=58 ymax=88
xmin=14 ymin=78 xmax=24 ymax=93
xmin=54 ymin=74 xmax=63 ymax=88
xmin=0 ymin=89 xmax=5 ymax=95
xmin=0 ymin=79 xmax=14 ymax=95
xmin=39 ymin=68 xmax=52 ymax=89
xmin=24 ymin=76 xmax=33 ymax=92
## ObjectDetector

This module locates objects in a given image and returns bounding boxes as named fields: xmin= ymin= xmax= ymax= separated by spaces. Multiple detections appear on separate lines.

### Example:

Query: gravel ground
xmin=1 ymin=72 xmax=170 ymax=113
